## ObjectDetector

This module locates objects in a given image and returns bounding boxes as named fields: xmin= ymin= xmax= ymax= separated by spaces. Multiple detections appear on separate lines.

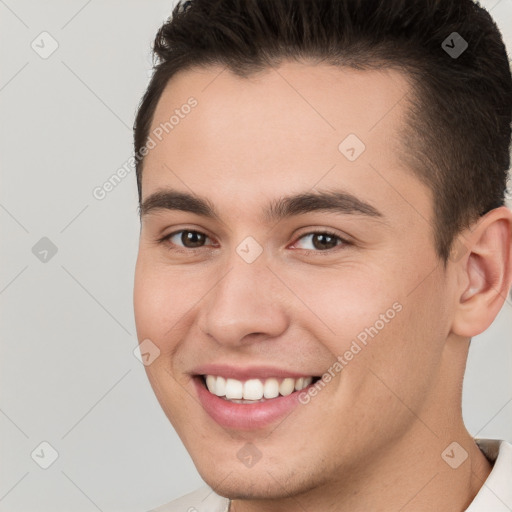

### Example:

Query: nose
xmin=196 ymin=252 xmax=290 ymax=347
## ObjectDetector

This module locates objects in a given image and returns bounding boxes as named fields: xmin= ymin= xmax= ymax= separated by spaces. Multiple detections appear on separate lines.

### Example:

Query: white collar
xmin=465 ymin=438 xmax=512 ymax=511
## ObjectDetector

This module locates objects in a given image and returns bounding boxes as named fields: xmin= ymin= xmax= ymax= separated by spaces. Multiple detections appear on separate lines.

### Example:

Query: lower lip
xmin=194 ymin=377 xmax=308 ymax=430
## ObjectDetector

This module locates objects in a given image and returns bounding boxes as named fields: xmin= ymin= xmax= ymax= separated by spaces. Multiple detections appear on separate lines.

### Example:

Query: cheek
xmin=291 ymin=260 xmax=447 ymax=389
xmin=343 ymin=275 xmax=449 ymax=416
xmin=134 ymin=259 xmax=199 ymax=421
xmin=133 ymin=256 xmax=202 ymax=350
xmin=287 ymin=262 xmax=405 ymax=349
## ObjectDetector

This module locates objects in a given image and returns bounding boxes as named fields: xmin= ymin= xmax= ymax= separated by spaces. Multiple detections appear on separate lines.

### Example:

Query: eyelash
xmin=157 ymin=229 xmax=350 ymax=255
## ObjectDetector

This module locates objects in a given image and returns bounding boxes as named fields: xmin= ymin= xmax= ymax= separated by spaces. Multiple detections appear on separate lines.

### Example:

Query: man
xmin=132 ymin=0 xmax=512 ymax=510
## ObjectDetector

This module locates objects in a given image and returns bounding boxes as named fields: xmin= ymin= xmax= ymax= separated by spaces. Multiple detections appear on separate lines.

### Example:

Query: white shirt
xmin=149 ymin=438 xmax=512 ymax=512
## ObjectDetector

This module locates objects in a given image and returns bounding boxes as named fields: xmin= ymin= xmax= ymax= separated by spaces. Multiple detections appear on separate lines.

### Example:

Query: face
xmin=134 ymin=62 xmax=458 ymax=499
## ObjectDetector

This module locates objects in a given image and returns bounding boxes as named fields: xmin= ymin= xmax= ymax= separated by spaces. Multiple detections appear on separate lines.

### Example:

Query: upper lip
xmin=191 ymin=364 xmax=319 ymax=381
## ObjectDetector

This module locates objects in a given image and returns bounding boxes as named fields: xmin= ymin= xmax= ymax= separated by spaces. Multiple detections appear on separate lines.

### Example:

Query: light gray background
xmin=1 ymin=1 xmax=511 ymax=511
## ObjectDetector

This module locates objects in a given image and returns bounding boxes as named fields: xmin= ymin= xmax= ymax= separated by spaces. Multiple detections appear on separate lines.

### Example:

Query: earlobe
xmin=451 ymin=206 xmax=512 ymax=338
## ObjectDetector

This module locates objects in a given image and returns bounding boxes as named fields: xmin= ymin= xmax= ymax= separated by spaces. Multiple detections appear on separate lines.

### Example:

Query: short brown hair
xmin=133 ymin=0 xmax=512 ymax=261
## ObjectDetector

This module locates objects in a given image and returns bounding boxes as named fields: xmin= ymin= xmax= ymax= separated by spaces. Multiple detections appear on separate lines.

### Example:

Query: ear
xmin=451 ymin=206 xmax=512 ymax=338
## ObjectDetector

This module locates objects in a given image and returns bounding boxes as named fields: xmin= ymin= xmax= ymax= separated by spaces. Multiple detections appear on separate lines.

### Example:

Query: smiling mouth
xmin=200 ymin=375 xmax=321 ymax=403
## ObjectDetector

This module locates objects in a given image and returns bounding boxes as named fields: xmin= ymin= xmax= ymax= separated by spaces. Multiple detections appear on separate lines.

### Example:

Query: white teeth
xmin=225 ymin=378 xmax=243 ymax=399
xmin=206 ymin=375 xmax=216 ymax=393
xmin=279 ymin=378 xmax=295 ymax=396
xmin=263 ymin=378 xmax=279 ymax=399
xmin=204 ymin=375 xmax=313 ymax=400
xmin=243 ymin=379 xmax=263 ymax=400
xmin=214 ymin=376 xmax=226 ymax=397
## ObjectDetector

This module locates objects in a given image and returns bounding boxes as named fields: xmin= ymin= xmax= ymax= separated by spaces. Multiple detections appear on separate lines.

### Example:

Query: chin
xmin=192 ymin=452 xmax=325 ymax=502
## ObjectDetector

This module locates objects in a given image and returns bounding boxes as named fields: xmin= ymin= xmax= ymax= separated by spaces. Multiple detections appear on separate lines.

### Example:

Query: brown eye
xmin=311 ymin=233 xmax=339 ymax=250
xmin=165 ymin=230 xmax=211 ymax=249
xmin=293 ymin=231 xmax=346 ymax=251
xmin=181 ymin=231 xmax=206 ymax=248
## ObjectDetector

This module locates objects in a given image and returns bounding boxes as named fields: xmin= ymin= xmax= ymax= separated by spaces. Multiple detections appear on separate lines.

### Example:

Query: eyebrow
xmin=139 ymin=188 xmax=384 ymax=222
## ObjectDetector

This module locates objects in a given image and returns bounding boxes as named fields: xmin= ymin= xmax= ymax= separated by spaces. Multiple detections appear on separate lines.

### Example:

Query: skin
xmin=133 ymin=61 xmax=512 ymax=512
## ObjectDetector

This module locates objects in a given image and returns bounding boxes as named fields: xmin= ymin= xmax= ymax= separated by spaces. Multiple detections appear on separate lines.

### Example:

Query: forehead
xmin=142 ymin=62 xmax=430 ymax=223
